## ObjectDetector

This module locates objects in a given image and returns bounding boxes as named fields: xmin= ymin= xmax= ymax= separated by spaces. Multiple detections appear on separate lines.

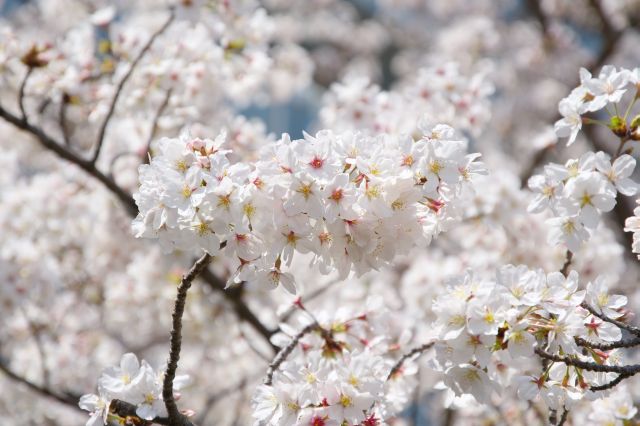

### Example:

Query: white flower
xmin=586 ymin=276 xmax=627 ymax=319
xmin=546 ymin=215 xmax=589 ymax=252
xmin=595 ymin=152 xmax=638 ymax=196
xmin=443 ymin=364 xmax=496 ymax=405
xmin=98 ymin=353 xmax=145 ymax=396
xmin=79 ymin=393 xmax=110 ymax=426
xmin=554 ymin=98 xmax=583 ymax=146
xmin=562 ymin=172 xmax=616 ymax=229
xmin=583 ymin=65 xmax=630 ymax=106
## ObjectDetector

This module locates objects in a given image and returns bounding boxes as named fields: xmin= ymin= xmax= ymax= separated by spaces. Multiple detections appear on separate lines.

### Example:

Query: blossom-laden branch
xmin=162 ymin=253 xmax=212 ymax=426
xmin=519 ymin=0 xmax=629 ymax=186
xmin=91 ymin=9 xmax=175 ymax=165
xmin=0 ymin=98 xmax=277 ymax=357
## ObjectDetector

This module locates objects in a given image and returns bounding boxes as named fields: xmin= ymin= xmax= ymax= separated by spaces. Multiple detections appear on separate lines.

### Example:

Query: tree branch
xmin=0 ymin=104 xmax=138 ymax=216
xmin=264 ymin=322 xmax=321 ymax=386
xmin=0 ymin=357 xmax=82 ymax=412
xmin=581 ymin=302 xmax=640 ymax=337
xmin=18 ymin=67 xmax=33 ymax=120
xmin=200 ymin=268 xmax=278 ymax=350
xmin=556 ymin=406 xmax=569 ymax=426
xmin=576 ymin=335 xmax=640 ymax=351
xmin=589 ymin=372 xmax=631 ymax=391
xmin=91 ymin=10 xmax=175 ymax=165
xmin=59 ymin=93 xmax=71 ymax=146
xmin=386 ymin=342 xmax=435 ymax=380
xmin=144 ymin=88 xmax=173 ymax=164
xmin=534 ymin=347 xmax=640 ymax=374
xmin=560 ymin=250 xmax=573 ymax=276
xmin=162 ymin=253 xmax=211 ymax=426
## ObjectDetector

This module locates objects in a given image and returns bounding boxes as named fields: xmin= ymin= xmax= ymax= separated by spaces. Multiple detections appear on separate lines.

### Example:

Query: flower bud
xmin=630 ymin=115 xmax=640 ymax=141
xmin=20 ymin=44 xmax=49 ymax=68
xmin=608 ymin=115 xmax=628 ymax=138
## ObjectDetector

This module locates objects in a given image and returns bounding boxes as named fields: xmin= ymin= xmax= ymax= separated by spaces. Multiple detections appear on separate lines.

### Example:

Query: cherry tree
xmin=1 ymin=1 xmax=640 ymax=426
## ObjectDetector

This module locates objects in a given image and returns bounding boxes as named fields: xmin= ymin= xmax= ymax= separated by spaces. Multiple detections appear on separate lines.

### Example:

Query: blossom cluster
xmin=132 ymin=124 xmax=486 ymax=293
xmin=254 ymin=350 xmax=389 ymax=426
xmin=431 ymin=264 xmax=630 ymax=410
xmin=79 ymin=353 xmax=190 ymax=425
xmin=527 ymin=151 xmax=637 ymax=251
xmin=252 ymin=297 xmax=416 ymax=425
xmin=554 ymin=65 xmax=640 ymax=146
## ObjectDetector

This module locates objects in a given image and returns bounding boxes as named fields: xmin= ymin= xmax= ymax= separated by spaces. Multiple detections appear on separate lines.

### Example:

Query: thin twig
xmin=0 ymin=104 xmax=138 ymax=216
xmin=195 ymin=372 xmax=262 ymax=425
xmin=201 ymin=268 xmax=278 ymax=350
xmin=264 ymin=322 xmax=321 ymax=386
xmin=575 ymin=335 xmax=640 ymax=351
xmin=525 ymin=0 xmax=550 ymax=37
xmin=144 ymin=88 xmax=173 ymax=164
xmin=590 ymin=372 xmax=631 ymax=391
xmin=560 ymin=250 xmax=573 ymax=276
xmin=387 ymin=342 xmax=435 ymax=381
xmin=581 ymin=302 xmax=640 ymax=337
xmin=59 ymin=94 xmax=71 ymax=146
xmin=19 ymin=67 xmax=33 ymax=120
xmin=163 ymin=254 xmax=211 ymax=426
xmin=557 ymin=406 xmax=569 ymax=426
xmin=20 ymin=308 xmax=50 ymax=388
xmin=0 ymin=358 xmax=82 ymax=412
xmin=91 ymin=10 xmax=175 ymax=165
xmin=279 ymin=280 xmax=340 ymax=323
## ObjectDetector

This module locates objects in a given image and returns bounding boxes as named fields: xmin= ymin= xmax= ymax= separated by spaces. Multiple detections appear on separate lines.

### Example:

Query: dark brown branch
xmin=59 ymin=94 xmax=71 ymax=146
xmin=144 ymin=88 xmax=173 ymax=164
xmin=576 ymin=335 xmax=640 ymax=351
xmin=0 ymin=104 xmax=138 ymax=216
xmin=264 ymin=322 xmax=321 ymax=386
xmin=387 ymin=342 xmax=435 ymax=380
xmin=162 ymin=254 xmax=211 ymax=426
xmin=590 ymin=372 xmax=632 ymax=391
xmin=557 ymin=406 xmax=569 ymax=426
xmin=200 ymin=268 xmax=278 ymax=350
xmin=581 ymin=302 xmax=640 ymax=337
xmin=91 ymin=10 xmax=175 ymax=165
xmin=534 ymin=347 xmax=640 ymax=374
xmin=525 ymin=0 xmax=550 ymax=37
xmin=560 ymin=250 xmax=573 ymax=276
xmin=18 ymin=67 xmax=33 ymax=120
